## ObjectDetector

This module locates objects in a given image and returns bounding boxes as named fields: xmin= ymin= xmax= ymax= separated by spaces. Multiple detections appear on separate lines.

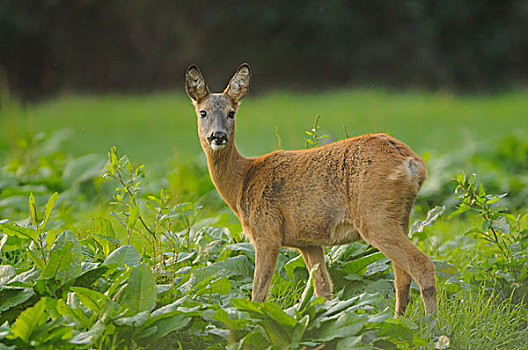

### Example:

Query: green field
xmin=3 ymin=90 xmax=527 ymax=168
xmin=0 ymin=90 xmax=527 ymax=349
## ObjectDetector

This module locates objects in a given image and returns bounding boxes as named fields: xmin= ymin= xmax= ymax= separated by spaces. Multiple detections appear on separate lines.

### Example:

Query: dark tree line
xmin=1 ymin=0 xmax=527 ymax=100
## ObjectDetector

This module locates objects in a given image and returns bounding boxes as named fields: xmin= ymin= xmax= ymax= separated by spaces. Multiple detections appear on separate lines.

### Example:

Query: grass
xmin=2 ymin=89 xmax=527 ymax=172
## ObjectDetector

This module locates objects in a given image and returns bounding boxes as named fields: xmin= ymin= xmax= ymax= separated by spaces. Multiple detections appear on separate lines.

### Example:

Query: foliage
xmin=0 ymin=103 xmax=527 ymax=349
xmin=449 ymin=173 xmax=528 ymax=303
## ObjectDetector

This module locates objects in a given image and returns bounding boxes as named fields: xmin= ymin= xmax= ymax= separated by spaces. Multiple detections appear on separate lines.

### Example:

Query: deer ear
xmin=224 ymin=63 xmax=251 ymax=103
xmin=185 ymin=65 xmax=210 ymax=102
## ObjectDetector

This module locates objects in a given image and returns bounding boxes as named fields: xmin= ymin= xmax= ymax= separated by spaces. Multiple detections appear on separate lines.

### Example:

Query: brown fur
xmin=185 ymin=64 xmax=437 ymax=316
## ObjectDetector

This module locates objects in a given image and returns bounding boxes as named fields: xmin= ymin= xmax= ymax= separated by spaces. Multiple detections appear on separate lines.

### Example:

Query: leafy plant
xmin=449 ymin=173 xmax=528 ymax=302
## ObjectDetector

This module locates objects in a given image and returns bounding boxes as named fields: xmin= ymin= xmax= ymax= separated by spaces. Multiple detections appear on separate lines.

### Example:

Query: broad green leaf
xmin=185 ymin=255 xmax=253 ymax=290
xmin=41 ymin=231 xmax=82 ymax=284
xmin=336 ymin=335 xmax=364 ymax=350
xmin=342 ymin=252 xmax=385 ymax=275
xmin=151 ymin=296 xmax=188 ymax=317
xmin=376 ymin=317 xmax=418 ymax=345
xmin=103 ymin=245 xmax=141 ymax=268
xmin=0 ymin=287 xmax=35 ymax=312
xmin=136 ymin=313 xmax=190 ymax=342
xmin=212 ymin=308 xmax=248 ymax=331
xmin=313 ymin=312 xmax=368 ymax=342
xmin=224 ymin=242 xmax=255 ymax=260
xmin=73 ymin=266 xmax=109 ymax=288
xmin=28 ymin=193 xmax=38 ymax=228
xmin=69 ymin=320 xmax=105 ymax=345
xmin=56 ymin=299 xmax=91 ymax=328
xmin=42 ymin=192 xmax=59 ymax=229
xmin=284 ymin=254 xmax=305 ymax=280
xmin=71 ymin=287 xmax=109 ymax=314
xmin=28 ymin=316 xmax=73 ymax=346
xmin=119 ymin=264 xmax=156 ymax=313
xmin=239 ymin=331 xmax=270 ymax=349
xmin=0 ymin=265 xmax=16 ymax=285
xmin=193 ymin=275 xmax=232 ymax=297
xmin=0 ymin=223 xmax=39 ymax=243
xmin=114 ymin=311 xmax=149 ymax=327
xmin=12 ymin=297 xmax=49 ymax=342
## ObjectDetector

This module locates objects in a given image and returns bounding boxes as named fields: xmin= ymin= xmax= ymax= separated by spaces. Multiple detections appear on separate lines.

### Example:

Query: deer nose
xmin=208 ymin=131 xmax=228 ymax=143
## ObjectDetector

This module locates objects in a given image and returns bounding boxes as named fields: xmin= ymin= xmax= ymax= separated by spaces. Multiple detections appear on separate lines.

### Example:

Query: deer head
xmin=185 ymin=64 xmax=251 ymax=151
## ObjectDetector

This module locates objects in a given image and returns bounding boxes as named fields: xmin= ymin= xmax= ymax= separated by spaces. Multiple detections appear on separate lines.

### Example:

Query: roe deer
xmin=185 ymin=63 xmax=437 ymax=316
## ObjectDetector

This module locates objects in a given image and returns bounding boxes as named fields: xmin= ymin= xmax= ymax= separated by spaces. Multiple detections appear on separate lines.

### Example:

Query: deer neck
xmin=203 ymin=141 xmax=252 ymax=216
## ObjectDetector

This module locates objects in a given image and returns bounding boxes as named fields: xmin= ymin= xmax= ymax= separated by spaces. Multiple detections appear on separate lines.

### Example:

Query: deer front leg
xmin=251 ymin=241 xmax=280 ymax=302
xmin=299 ymin=246 xmax=333 ymax=301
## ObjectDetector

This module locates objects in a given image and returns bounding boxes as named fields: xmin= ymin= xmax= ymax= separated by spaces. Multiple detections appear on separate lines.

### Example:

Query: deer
xmin=185 ymin=63 xmax=437 ymax=316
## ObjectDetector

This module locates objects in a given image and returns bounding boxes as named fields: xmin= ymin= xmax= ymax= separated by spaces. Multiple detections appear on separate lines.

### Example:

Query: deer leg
xmin=365 ymin=223 xmax=437 ymax=315
xmin=394 ymin=263 xmax=412 ymax=316
xmin=299 ymin=246 xmax=333 ymax=300
xmin=251 ymin=241 xmax=279 ymax=302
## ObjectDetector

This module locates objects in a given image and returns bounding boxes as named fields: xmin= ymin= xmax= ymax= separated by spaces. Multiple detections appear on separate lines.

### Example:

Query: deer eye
xmin=200 ymin=110 xmax=207 ymax=118
xmin=227 ymin=111 xmax=235 ymax=119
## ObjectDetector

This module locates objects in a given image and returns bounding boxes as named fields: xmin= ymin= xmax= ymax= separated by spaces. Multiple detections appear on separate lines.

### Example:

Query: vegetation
xmin=0 ymin=91 xmax=527 ymax=349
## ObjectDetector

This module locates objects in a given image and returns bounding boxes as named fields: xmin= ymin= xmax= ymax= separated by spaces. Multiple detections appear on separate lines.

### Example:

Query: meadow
xmin=0 ymin=89 xmax=527 ymax=349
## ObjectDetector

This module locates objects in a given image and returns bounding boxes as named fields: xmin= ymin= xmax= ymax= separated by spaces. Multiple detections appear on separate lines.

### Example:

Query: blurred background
xmin=0 ymin=0 xmax=527 ymax=214
xmin=2 ymin=0 xmax=528 ymax=99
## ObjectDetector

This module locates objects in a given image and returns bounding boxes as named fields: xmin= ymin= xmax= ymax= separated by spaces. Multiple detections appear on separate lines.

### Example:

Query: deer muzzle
xmin=207 ymin=131 xmax=228 ymax=150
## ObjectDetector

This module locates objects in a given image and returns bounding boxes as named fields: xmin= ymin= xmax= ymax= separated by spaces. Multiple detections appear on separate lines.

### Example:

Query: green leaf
xmin=128 ymin=204 xmax=139 ymax=229
xmin=376 ymin=317 xmax=417 ymax=345
xmin=336 ymin=336 xmax=364 ymax=350
xmin=342 ymin=252 xmax=385 ymax=275
xmin=238 ymin=331 xmax=270 ymax=349
xmin=73 ymin=266 xmax=109 ymax=288
xmin=114 ymin=311 xmax=149 ymax=327
xmin=103 ymin=245 xmax=141 ymax=268
xmin=313 ymin=312 xmax=368 ymax=342
xmin=41 ymin=231 xmax=82 ymax=284
xmin=0 ymin=265 xmax=16 ymax=285
xmin=447 ymin=205 xmax=471 ymax=220
xmin=136 ymin=312 xmax=190 ymax=342
xmin=118 ymin=264 xmax=156 ymax=313
xmin=284 ymin=254 xmax=305 ymax=280
xmin=185 ymin=255 xmax=253 ymax=290
xmin=28 ymin=193 xmax=38 ymax=228
xmin=0 ymin=223 xmax=39 ymax=243
xmin=42 ymin=192 xmax=59 ymax=229
xmin=69 ymin=320 xmax=105 ymax=345
xmin=193 ymin=275 xmax=232 ymax=297
xmin=71 ymin=286 xmax=109 ymax=314
xmin=0 ymin=287 xmax=35 ymax=312
xmin=297 ymin=264 xmax=317 ymax=313
xmin=12 ymin=297 xmax=49 ymax=342
xmin=56 ymin=299 xmax=91 ymax=328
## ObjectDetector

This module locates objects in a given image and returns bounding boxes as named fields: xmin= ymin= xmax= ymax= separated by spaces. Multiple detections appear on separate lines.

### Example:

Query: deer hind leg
xmin=299 ymin=246 xmax=333 ymax=301
xmin=251 ymin=240 xmax=280 ymax=302
xmin=364 ymin=221 xmax=437 ymax=315
xmin=394 ymin=263 xmax=412 ymax=316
